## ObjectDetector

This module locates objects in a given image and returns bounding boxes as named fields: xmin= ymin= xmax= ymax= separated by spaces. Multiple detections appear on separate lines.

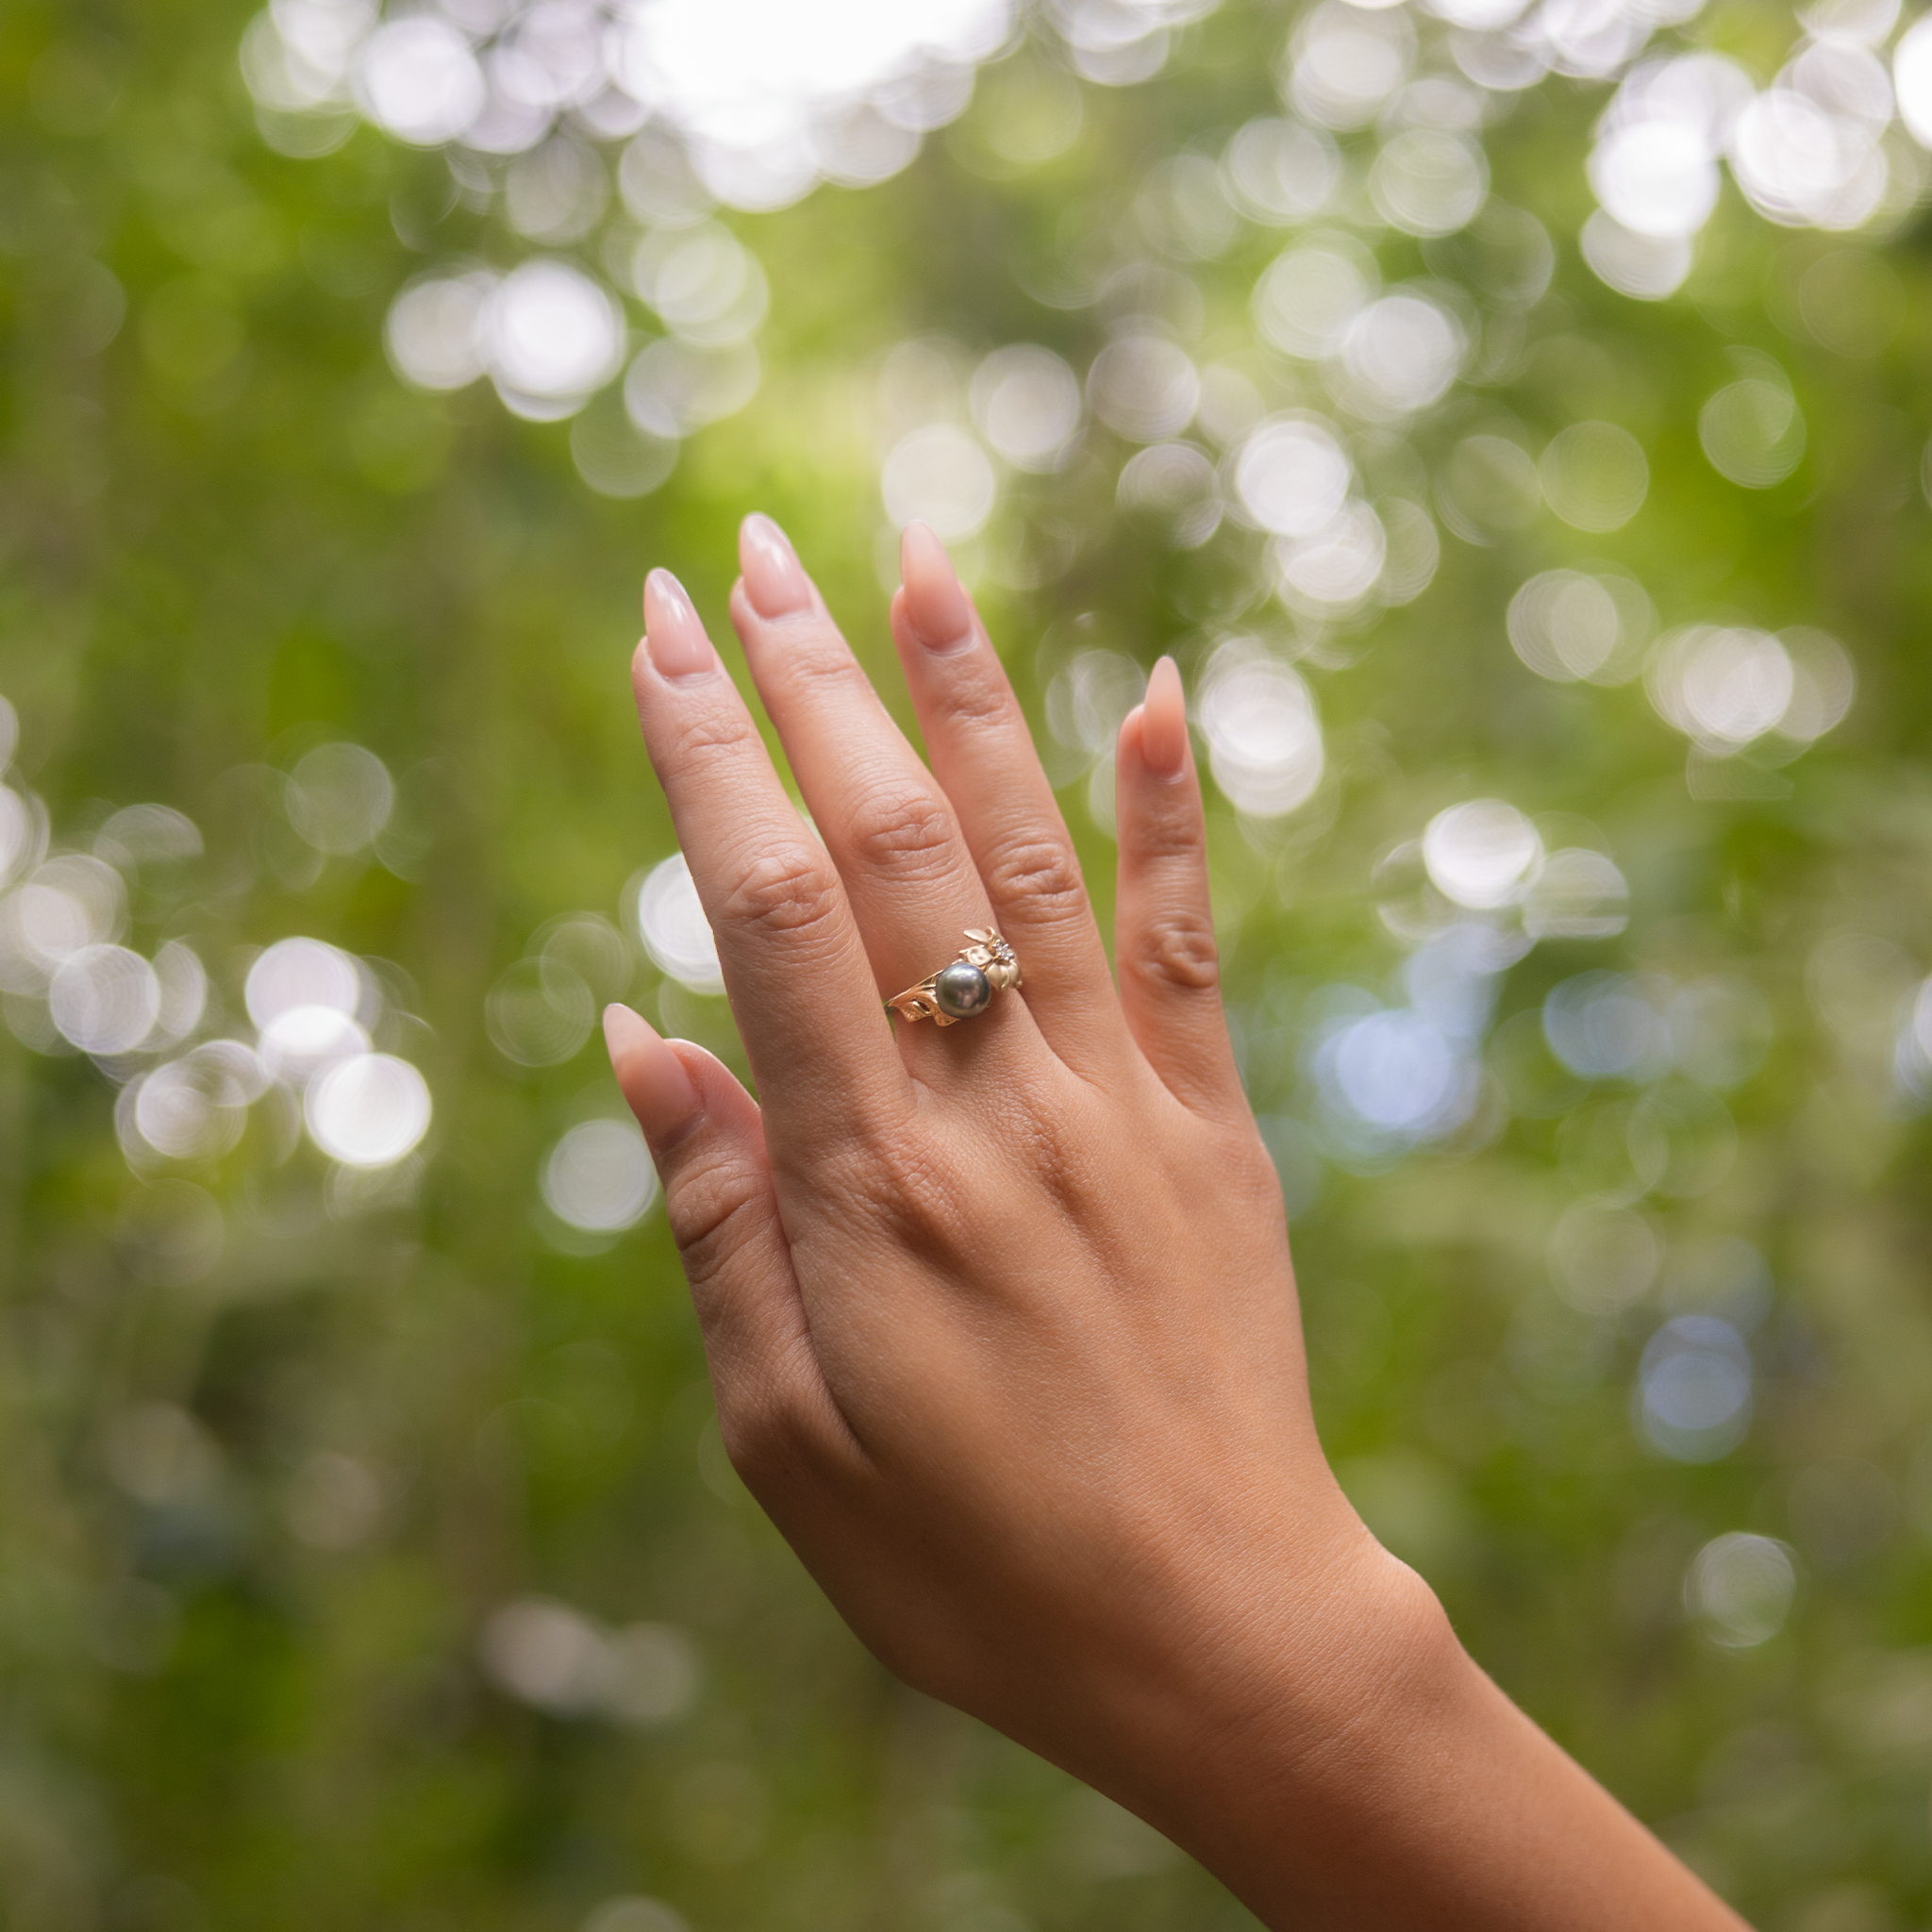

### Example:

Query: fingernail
xmin=740 ymin=513 xmax=811 ymax=619
xmin=644 ymin=569 xmax=716 ymax=681
xmin=1141 ymin=657 xmax=1188 ymax=778
xmin=603 ymin=1004 xmax=704 ymax=1141
xmin=900 ymin=521 xmax=974 ymax=653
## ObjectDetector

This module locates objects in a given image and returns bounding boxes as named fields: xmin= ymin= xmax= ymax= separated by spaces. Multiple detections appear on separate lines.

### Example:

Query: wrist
xmin=1127 ymin=1528 xmax=1467 ymax=1866
xmin=1029 ymin=1496 xmax=1461 ymax=1888
xmin=1093 ymin=1525 xmax=1743 ymax=1932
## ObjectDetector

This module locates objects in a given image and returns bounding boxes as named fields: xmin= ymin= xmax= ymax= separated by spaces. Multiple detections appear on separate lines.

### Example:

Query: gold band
xmin=886 ymin=927 xmax=1022 ymax=1026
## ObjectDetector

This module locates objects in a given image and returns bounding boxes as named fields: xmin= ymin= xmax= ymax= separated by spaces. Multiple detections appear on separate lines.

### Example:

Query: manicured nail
xmin=740 ymin=513 xmax=811 ymax=619
xmin=900 ymin=521 xmax=974 ymax=653
xmin=603 ymin=1004 xmax=704 ymax=1141
xmin=1141 ymin=657 xmax=1188 ymax=778
xmin=643 ymin=569 xmax=716 ymax=681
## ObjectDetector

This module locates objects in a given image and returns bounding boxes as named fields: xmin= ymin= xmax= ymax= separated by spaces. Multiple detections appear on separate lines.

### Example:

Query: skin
xmin=603 ymin=514 xmax=1751 ymax=1930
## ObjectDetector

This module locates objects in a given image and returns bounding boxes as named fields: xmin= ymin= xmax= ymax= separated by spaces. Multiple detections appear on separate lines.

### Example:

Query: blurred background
xmin=4 ymin=0 xmax=1932 ymax=1924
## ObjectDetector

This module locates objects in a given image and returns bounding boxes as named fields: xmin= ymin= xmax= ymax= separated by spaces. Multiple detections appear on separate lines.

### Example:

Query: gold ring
xmin=886 ymin=928 xmax=1021 ymax=1026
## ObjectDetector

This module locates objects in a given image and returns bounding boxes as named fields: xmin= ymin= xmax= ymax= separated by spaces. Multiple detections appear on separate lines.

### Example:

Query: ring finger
xmin=725 ymin=515 xmax=1031 ymax=1059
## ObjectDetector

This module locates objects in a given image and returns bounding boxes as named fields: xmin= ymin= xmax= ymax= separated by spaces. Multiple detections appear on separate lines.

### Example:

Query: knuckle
xmin=666 ymin=1157 xmax=770 ymax=1293
xmin=841 ymin=779 xmax=959 ymax=881
xmin=722 ymin=848 xmax=842 ymax=942
xmin=816 ymin=1124 xmax=974 ymax=1254
xmin=1135 ymin=911 xmax=1220 ymax=992
xmin=982 ymin=834 xmax=1088 ymax=921
xmin=937 ymin=666 xmax=1015 ymax=732
xmin=659 ymin=704 xmax=760 ymax=774
xmin=1223 ymin=1137 xmax=1291 ymax=1224
xmin=1216 ymin=1121 xmax=1276 ymax=1189
xmin=1131 ymin=807 xmax=1206 ymax=867
xmin=785 ymin=635 xmax=870 ymax=694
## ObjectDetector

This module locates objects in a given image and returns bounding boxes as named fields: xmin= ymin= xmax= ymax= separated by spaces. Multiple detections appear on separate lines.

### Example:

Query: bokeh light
xmin=49 ymin=944 xmax=160 ymax=1056
xmin=1581 ymin=209 xmax=1692 ymax=299
xmin=541 ymin=1120 xmax=658 ymax=1235
xmin=258 ymin=1005 xmax=371 ymax=1085
xmin=1118 ymin=442 xmax=1224 ymax=548
xmin=1524 ymin=849 xmax=1630 ymax=941
xmin=881 ymin=424 xmax=998 ymax=540
xmin=1540 ymin=421 xmax=1650 ymax=532
xmin=1544 ymin=971 xmax=1674 ymax=1081
xmin=356 ymin=16 xmax=485 ymax=146
xmin=970 ymin=345 xmax=1083 ymax=471
xmin=1438 ymin=434 xmax=1541 ymax=541
xmin=1896 ymin=974 xmax=1932 ymax=1101
xmin=1638 ymin=1315 xmax=1753 ymax=1462
xmin=1422 ymin=799 xmax=1543 ymax=911
xmin=1088 ymin=331 xmax=1201 ymax=443
xmin=246 ymin=936 xmax=368 ymax=1029
xmin=488 ymin=957 xmax=595 ymax=1067
xmin=1312 ymin=1005 xmax=1479 ymax=1151
xmin=635 ymin=855 xmax=724 ymax=993
xmin=1223 ymin=116 xmax=1341 ymax=222
xmin=580 ymin=1898 xmax=691 ymax=1932
xmin=625 ymin=337 xmax=759 ymax=438
xmin=1646 ymin=625 xmax=1854 ymax=756
xmin=1254 ymin=237 xmax=1375 ymax=359
xmin=125 ymin=1042 xmax=265 ymax=1164
xmin=1550 ymin=1197 xmax=1661 ymax=1314
xmin=1198 ymin=643 xmax=1325 ymax=817
xmin=304 ymin=1053 xmax=432 ymax=1167
xmin=479 ymin=1596 xmax=698 ymax=1724
xmin=1507 ymin=567 xmax=1653 ymax=684
xmin=1233 ymin=414 xmax=1353 ymax=535
xmin=1686 ymin=1533 xmax=1798 ymax=1646
xmin=1289 ymin=2 xmax=1415 ymax=129
xmin=485 ymin=259 xmax=625 ymax=414
xmin=386 ymin=272 xmax=497 ymax=391
xmin=1336 ymin=291 xmax=1464 ymax=418
xmin=285 ymin=741 xmax=394 ymax=855
xmin=1700 ymin=374 xmax=1807 ymax=488
xmin=1370 ymin=128 xmax=1489 ymax=236
xmin=0 ymin=855 xmax=126 ymax=995
xmin=1048 ymin=650 xmax=1145 ymax=761
xmin=629 ymin=223 xmax=768 ymax=344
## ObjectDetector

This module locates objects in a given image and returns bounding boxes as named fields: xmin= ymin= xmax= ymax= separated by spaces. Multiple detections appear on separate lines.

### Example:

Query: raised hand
xmin=605 ymin=516 xmax=1747 ymax=1931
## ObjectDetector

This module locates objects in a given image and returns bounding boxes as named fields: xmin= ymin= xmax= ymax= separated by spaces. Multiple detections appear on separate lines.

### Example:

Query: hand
xmin=605 ymin=517 xmax=1748 ymax=1930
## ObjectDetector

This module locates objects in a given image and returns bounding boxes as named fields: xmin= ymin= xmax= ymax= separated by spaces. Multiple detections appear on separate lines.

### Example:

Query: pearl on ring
xmin=932 ymin=960 xmax=992 ymax=1020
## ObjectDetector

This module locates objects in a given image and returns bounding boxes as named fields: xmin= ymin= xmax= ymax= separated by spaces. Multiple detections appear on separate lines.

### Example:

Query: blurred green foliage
xmin=5 ymin=1 xmax=1932 ymax=1929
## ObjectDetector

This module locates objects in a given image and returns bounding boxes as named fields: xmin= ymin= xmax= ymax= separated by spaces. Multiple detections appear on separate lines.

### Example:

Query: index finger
xmin=631 ymin=569 xmax=909 ymax=1136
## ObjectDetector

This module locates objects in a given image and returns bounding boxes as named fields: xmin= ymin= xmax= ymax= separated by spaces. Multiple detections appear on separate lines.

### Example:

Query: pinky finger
xmin=601 ymin=1005 xmax=854 ymax=1481
xmin=1112 ymin=660 xmax=1244 ymax=1117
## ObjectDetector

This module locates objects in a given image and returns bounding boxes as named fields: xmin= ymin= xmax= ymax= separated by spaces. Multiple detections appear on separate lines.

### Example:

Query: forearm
xmin=1101 ymin=1551 xmax=1747 ymax=1930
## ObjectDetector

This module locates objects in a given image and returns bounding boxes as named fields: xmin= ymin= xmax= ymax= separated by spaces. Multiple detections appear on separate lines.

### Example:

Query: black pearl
xmin=932 ymin=960 xmax=992 ymax=1020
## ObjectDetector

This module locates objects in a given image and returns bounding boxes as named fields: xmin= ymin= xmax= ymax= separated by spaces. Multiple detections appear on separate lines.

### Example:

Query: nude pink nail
xmin=1141 ymin=658 xmax=1188 ymax=777
xmin=603 ymin=1005 xmax=704 ymax=1142
xmin=644 ymin=570 xmax=716 ymax=681
xmin=741 ymin=514 xmax=811 ymax=618
xmin=900 ymin=521 xmax=974 ymax=653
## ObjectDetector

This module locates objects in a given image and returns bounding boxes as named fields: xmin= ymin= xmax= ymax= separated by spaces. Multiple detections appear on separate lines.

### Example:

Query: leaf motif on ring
xmin=887 ymin=981 xmax=949 ymax=1025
